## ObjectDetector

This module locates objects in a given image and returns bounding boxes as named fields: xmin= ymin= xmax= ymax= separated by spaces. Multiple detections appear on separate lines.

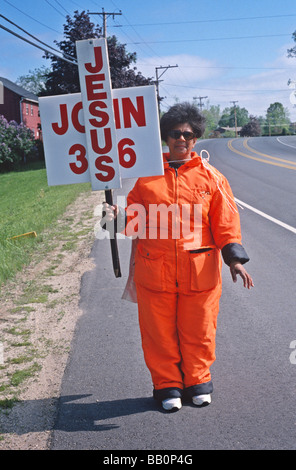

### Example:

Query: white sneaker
xmin=162 ymin=397 xmax=182 ymax=411
xmin=192 ymin=394 xmax=211 ymax=406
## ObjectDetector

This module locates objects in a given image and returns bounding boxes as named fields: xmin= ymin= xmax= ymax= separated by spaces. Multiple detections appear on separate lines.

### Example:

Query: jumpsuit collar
xmin=163 ymin=151 xmax=201 ymax=170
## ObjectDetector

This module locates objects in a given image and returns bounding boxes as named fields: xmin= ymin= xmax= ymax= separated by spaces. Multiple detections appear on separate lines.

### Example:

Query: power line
xmin=53 ymin=0 xmax=71 ymax=15
xmin=3 ymin=0 xmax=62 ymax=34
xmin=112 ymin=13 xmax=296 ymax=28
xmin=137 ymin=62 xmax=296 ymax=71
xmin=107 ymin=0 xmax=163 ymax=59
xmin=165 ymin=83 xmax=290 ymax=93
xmin=126 ymin=33 xmax=291 ymax=45
xmin=0 ymin=22 xmax=77 ymax=65
xmin=0 ymin=14 xmax=76 ymax=62
xmin=44 ymin=0 xmax=66 ymax=18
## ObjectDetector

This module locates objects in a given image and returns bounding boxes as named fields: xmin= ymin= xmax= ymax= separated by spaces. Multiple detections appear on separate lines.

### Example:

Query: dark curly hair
xmin=160 ymin=102 xmax=206 ymax=142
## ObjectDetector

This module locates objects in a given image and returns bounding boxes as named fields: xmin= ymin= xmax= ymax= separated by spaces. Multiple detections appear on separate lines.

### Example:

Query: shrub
xmin=0 ymin=116 xmax=37 ymax=171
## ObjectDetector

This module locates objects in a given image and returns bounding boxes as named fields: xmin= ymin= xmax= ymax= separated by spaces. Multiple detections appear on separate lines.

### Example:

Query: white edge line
xmin=276 ymin=137 xmax=296 ymax=150
xmin=235 ymin=198 xmax=296 ymax=234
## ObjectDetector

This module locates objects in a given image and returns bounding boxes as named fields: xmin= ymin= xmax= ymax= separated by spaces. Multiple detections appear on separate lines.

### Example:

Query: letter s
xmin=95 ymin=155 xmax=115 ymax=182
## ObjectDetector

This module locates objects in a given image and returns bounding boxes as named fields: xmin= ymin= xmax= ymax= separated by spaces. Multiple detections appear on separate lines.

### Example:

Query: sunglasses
xmin=168 ymin=130 xmax=196 ymax=141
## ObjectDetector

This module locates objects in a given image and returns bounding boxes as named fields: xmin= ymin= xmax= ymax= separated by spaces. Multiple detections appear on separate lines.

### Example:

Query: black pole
xmin=104 ymin=189 xmax=122 ymax=278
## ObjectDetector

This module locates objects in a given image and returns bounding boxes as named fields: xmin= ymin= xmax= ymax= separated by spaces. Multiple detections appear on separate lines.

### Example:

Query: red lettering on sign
xmin=89 ymin=101 xmax=109 ymax=128
xmin=118 ymin=138 xmax=136 ymax=168
xmin=69 ymin=143 xmax=88 ymax=174
xmin=84 ymin=46 xmax=103 ymax=74
xmin=113 ymin=98 xmax=120 ymax=129
xmin=52 ymin=104 xmax=68 ymax=135
xmin=122 ymin=96 xmax=146 ymax=128
xmin=90 ymin=128 xmax=112 ymax=154
xmin=71 ymin=101 xmax=85 ymax=133
xmin=95 ymin=156 xmax=115 ymax=182
xmin=85 ymin=74 xmax=105 ymax=101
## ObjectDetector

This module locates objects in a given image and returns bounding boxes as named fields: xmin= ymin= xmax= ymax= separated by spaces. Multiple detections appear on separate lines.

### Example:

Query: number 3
xmin=69 ymin=144 xmax=88 ymax=174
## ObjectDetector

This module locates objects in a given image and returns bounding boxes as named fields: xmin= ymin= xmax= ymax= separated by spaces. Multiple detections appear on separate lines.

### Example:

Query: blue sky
xmin=1 ymin=0 xmax=296 ymax=120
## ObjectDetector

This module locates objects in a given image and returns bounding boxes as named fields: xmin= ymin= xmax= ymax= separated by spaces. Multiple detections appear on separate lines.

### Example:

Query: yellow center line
xmin=227 ymin=139 xmax=296 ymax=170
xmin=243 ymin=139 xmax=296 ymax=166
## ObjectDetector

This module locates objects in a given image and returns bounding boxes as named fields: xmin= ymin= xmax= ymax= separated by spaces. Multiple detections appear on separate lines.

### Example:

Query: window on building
xmin=31 ymin=104 xmax=34 ymax=116
xmin=26 ymin=103 xmax=29 ymax=115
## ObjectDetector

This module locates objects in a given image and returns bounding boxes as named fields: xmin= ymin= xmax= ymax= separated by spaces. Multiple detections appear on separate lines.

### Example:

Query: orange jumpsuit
xmin=125 ymin=152 xmax=249 ymax=401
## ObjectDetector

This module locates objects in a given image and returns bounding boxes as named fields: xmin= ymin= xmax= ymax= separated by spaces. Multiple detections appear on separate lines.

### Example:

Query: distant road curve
xmin=228 ymin=137 xmax=296 ymax=170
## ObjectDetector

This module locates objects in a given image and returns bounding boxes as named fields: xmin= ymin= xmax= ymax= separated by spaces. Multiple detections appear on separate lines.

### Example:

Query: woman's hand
xmin=230 ymin=261 xmax=254 ymax=289
xmin=102 ymin=202 xmax=119 ymax=222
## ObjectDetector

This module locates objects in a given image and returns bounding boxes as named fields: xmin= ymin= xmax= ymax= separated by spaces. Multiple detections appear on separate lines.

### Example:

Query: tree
xmin=16 ymin=66 xmax=51 ymax=96
xmin=240 ymin=116 xmax=262 ymax=137
xmin=218 ymin=105 xmax=249 ymax=128
xmin=41 ymin=10 xmax=153 ymax=96
xmin=202 ymin=103 xmax=221 ymax=138
xmin=264 ymin=102 xmax=290 ymax=135
xmin=287 ymin=31 xmax=296 ymax=58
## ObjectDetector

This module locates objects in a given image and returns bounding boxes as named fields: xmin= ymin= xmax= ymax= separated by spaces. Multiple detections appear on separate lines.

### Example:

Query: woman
xmin=104 ymin=102 xmax=253 ymax=412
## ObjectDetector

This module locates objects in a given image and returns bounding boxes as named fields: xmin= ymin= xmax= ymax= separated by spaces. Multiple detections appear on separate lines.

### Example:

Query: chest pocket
xmin=134 ymin=245 xmax=165 ymax=291
xmin=189 ymin=248 xmax=220 ymax=291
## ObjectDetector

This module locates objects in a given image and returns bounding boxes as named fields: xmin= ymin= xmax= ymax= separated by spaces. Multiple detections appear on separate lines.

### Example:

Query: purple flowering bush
xmin=0 ymin=115 xmax=36 ymax=171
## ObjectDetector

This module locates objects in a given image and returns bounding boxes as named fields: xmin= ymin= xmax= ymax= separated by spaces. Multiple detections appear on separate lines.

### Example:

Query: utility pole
xmin=155 ymin=65 xmax=178 ymax=115
xmin=230 ymin=100 xmax=238 ymax=137
xmin=88 ymin=8 xmax=122 ymax=38
xmin=193 ymin=96 xmax=208 ymax=111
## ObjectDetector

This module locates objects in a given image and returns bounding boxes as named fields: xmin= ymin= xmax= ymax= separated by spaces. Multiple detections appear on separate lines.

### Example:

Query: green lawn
xmin=0 ymin=165 xmax=91 ymax=286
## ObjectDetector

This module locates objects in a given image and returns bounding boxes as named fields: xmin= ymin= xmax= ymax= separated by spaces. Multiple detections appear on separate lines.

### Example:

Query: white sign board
xmin=39 ymin=86 xmax=163 ymax=186
xmin=39 ymin=38 xmax=163 ymax=190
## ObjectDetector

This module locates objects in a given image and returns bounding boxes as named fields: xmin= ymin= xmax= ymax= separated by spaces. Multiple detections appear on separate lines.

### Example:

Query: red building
xmin=0 ymin=77 xmax=41 ymax=139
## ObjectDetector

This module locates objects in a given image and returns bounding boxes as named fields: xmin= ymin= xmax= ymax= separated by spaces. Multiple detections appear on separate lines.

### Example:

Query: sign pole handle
xmin=105 ymin=189 xmax=122 ymax=278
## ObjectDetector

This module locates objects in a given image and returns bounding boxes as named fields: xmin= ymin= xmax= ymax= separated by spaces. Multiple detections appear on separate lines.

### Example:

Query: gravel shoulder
xmin=0 ymin=190 xmax=103 ymax=450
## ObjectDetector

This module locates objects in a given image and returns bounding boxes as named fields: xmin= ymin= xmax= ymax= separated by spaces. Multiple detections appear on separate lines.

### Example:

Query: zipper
xmin=174 ymin=167 xmax=179 ymax=288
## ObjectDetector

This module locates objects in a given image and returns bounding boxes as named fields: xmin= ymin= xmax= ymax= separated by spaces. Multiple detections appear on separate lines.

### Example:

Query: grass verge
xmin=0 ymin=164 xmax=91 ymax=286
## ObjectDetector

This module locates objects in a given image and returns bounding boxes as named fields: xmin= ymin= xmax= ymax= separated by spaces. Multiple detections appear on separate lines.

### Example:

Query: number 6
xmin=118 ymin=138 xmax=136 ymax=168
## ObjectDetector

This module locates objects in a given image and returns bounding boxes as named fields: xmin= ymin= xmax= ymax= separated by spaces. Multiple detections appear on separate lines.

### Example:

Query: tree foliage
xmin=287 ymin=31 xmax=296 ymax=58
xmin=240 ymin=116 xmax=262 ymax=137
xmin=16 ymin=66 xmax=51 ymax=96
xmin=202 ymin=103 xmax=221 ymax=138
xmin=264 ymin=102 xmax=290 ymax=135
xmin=41 ymin=10 xmax=153 ymax=96
xmin=218 ymin=105 xmax=249 ymax=128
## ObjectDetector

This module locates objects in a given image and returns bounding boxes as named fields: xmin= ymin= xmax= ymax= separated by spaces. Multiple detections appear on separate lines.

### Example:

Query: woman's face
xmin=166 ymin=123 xmax=197 ymax=161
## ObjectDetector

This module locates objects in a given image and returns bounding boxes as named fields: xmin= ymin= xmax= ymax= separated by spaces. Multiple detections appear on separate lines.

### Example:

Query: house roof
xmin=0 ymin=76 xmax=39 ymax=102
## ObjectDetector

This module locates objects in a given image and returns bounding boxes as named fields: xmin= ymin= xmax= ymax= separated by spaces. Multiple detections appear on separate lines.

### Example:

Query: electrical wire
xmin=3 ymin=0 xmax=62 ymax=34
xmin=0 ymin=23 xmax=77 ymax=65
xmin=164 ymin=83 xmax=290 ymax=94
xmin=126 ymin=33 xmax=291 ymax=46
xmin=112 ymin=13 xmax=296 ymax=28
xmin=0 ymin=14 xmax=76 ymax=62
xmin=44 ymin=0 xmax=67 ymax=18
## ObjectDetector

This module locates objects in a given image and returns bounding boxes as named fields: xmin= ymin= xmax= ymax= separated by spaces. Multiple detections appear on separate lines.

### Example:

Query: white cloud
xmin=138 ymin=48 xmax=296 ymax=120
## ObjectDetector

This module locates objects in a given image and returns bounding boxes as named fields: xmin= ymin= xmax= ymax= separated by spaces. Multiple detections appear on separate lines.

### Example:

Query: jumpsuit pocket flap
xmin=134 ymin=246 xmax=165 ymax=290
xmin=190 ymin=249 xmax=220 ymax=291
xmin=136 ymin=245 xmax=164 ymax=260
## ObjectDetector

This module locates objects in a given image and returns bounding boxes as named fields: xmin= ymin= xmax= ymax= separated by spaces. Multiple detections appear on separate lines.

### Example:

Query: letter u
xmin=90 ymin=128 xmax=112 ymax=154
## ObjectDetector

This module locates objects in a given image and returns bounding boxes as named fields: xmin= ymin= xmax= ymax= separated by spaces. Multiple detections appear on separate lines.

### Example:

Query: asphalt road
xmin=50 ymin=136 xmax=296 ymax=451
